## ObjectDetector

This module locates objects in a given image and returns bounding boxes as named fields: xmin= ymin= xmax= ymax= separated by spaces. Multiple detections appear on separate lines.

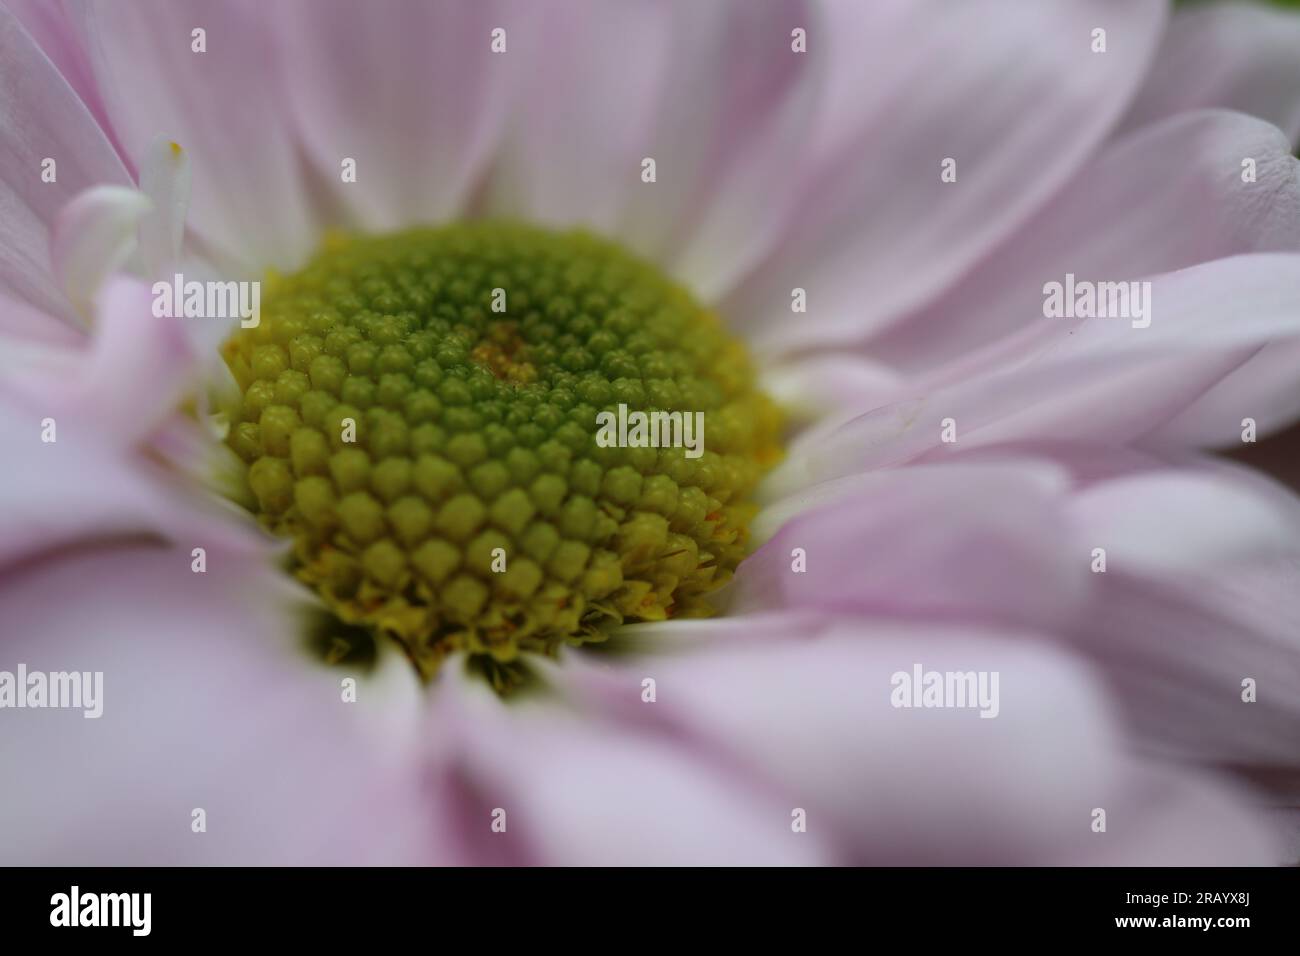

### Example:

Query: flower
xmin=2 ymin=0 xmax=1300 ymax=864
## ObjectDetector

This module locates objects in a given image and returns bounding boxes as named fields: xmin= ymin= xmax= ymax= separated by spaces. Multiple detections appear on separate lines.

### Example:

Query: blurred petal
xmin=3 ymin=0 xmax=122 ymax=150
xmin=482 ymin=0 xmax=664 ymax=236
xmin=137 ymin=134 xmax=191 ymax=278
xmin=1152 ymin=334 xmax=1300 ymax=447
xmin=485 ymin=0 xmax=819 ymax=301
xmin=869 ymin=110 xmax=1300 ymax=373
xmin=724 ymin=0 xmax=1167 ymax=353
xmin=761 ymin=352 xmax=905 ymax=429
xmin=1058 ymin=459 xmax=1300 ymax=776
xmin=1068 ymin=568 xmax=1300 ymax=780
xmin=1123 ymin=0 xmax=1300 ymax=146
xmin=0 ymin=275 xmax=243 ymax=567
xmin=558 ymin=623 xmax=1274 ymax=864
xmin=0 ymin=385 xmax=166 ymax=568
xmin=0 ymin=543 xmax=442 ymax=864
xmin=0 ymin=2 xmax=131 ymax=317
xmin=49 ymin=184 xmax=149 ymax=318
xmin=431 ymin=662 xmax=832 ymax=865
xmin=652 ymin=0 xmax=821 ymax=300
xmin=270 ymin=0 xmax=510 ymax=231
xmin=919 ymin=444 xmax=1300 ymax=785
xmin=0 ymin=291 xmax=82 ymax=353
xmin=1068 ymin=468 xmax=1300 ymax=575
xmin=75 ymin=0 xmax=318 ymax=273
xmin=65 ymin=274 xmax=195 ymax=443
xmin=736 ymin=460 xmax=1088 ymax=634
xmin=795 ymin=254 xmax=1300 ymax=478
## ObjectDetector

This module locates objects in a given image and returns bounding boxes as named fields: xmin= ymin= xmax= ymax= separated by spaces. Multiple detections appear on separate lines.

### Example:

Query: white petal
xmin=49 ymin=185 xmax=150 ymax=319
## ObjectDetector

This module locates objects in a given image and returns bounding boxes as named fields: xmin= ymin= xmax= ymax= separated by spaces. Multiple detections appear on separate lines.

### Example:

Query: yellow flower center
xmin=220 ymin=222 xmax=781 ymax=686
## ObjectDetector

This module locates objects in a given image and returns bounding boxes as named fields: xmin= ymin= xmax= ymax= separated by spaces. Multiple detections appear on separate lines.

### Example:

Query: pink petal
xmin=1068 ymin=468 xmax=1300 ymax=575
xmin=558 ymin=622 xmax=1274 ymax=864
xmin=801 ymin=254 xmax=1300 ymax=476
xmin=908 ymin=444 xmax=1300 ymax=787
xmin=1068 ymin=567 xmax=1300 ymax=780
xmin=0 ymin=275 xmax=238 ymax=566
xmin=70 ymin=274 xmax=196 ymax=444
xmin=651 ymin=0 xmax=821 ymax=301
xmin=1054 ymin=457 xmax=1300 ymax=776
xmin=74 ymin=0 xmax=318 ymax=274
xmin=430 ymin=662 xmax=832 ymax=865
xmin=723 ymin=0 xmax=1167 ymax=353
xmin=0 ymin=543 xmax=442 ymax=864
xmin=869 ymin=109 xmax=1300 ymax=374
xmin=49 ymin=184 xmax=150 ymax=318
xmin=1151 ymin=336 xmax=1300 ymax=448
xmin=0 ymin=386 xmax=165 ymax=569
xmin=0 ymin=291 xmax=82 ymax=352
xmin=736 ymin=460 xmax=1088 ymax=634
xmin=1123 ymin=1 xmax=1300 ymax=146
xmin=3 ymin=0 xmax=124 ymax=156
xmin=761 ymin=352 xmax=906 ymax=430
xmin=269 ymin=0 xmax=510 ymax=232
xmin=759 ymin=438 xmax=1300 ymax=791
xmin=483 ymin=0 xmax=820 ymax=302
xmin=576 ymin=609 xmax=831 ymax=657
xmin=0 ymin=2 xmax=130 ymax=318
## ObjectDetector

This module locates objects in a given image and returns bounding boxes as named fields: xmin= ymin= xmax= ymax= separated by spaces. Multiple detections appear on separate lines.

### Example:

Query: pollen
xmin=220 ymin=222 xmax=782 ymax=684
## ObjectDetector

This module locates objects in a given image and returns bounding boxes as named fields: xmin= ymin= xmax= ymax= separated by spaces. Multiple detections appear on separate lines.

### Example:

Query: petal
xmin=0 ymin=543 xmax=442 ymax=864
xmin=269 ymin=0 xmax=510 ymax=232
xmin=800 ymin=254 xmax=1300 ymax=476
xmin=650 ymin=0 xmax=822 ymax=300
xmin=3 ymin=0 xmax=122 ymax=149
xmin=559 ymin=622 xmax=1275 ymax=864
xmin=49 ymin=184 xmax=150 ymax=318
xmin=583 ymin=608 xmax=831 ymax=657
xmin=1068 ymin=567 xmax=1300 ymax=780
xmin=1152 ymin=336 xmax=1300 ymax=448
xmin=1058 ymin=459 xmax=1300 ymax=777
xmin=1123 ymin=1 xmax=1300 ymax=146
xmin=0 ymin=384 xmax=166 ymax=568
xmin=869 ymin=109 xmax=1300 ymax=374
xmin=429 ymin=664 xmax=833 ymax=865
xmin=1068 ymin=468 xmax=1300 ymax=575
xmin=0 ymin=275 xmax=237 ymax=567
xmin=66 ymin=274 xmax=197 ymax=443
xmin=481 ymin=0 xmax=665 ymax=236
xmin=758 ymin=438 xmax=1300 ymax=792
xmin=483 ymin=0 xmax=820 ymax=300
xmin=0 ymin=2 xmax=131 ymax=317
xmin=919 ymin=444 xmax=1300 ymax=785
xmin=75 ymin=0 xmax=318 ymax=273
xmin=760 ymin=352 xmax=905 ymax=430
xmin=136 ymin=134 xmax=191 ymax=277
xmin=0 ymin=291 xmax=82 ymax=353
xmin=736 ymin=459 xmax=1088 ymax=634
xmin=722 ymin=0 xmax=1167 ymax=353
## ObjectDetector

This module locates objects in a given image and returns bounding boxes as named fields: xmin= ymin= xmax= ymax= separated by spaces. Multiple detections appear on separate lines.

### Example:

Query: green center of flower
xmin=220 ymin=222 xmax=781 ymax=684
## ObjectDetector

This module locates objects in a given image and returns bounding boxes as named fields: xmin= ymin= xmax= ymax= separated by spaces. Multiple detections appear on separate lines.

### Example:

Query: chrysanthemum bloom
xmin=2 ymin=0 xmax=1300 ymax=864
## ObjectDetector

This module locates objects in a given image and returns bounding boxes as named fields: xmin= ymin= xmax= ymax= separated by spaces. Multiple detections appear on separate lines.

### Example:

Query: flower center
xmin=220 ymin=222 xmax=782 ymax=684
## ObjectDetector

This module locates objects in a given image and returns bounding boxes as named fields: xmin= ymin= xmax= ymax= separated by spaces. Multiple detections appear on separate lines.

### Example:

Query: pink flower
xmin=2 ymin=0 xmax=1300 ymax=864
